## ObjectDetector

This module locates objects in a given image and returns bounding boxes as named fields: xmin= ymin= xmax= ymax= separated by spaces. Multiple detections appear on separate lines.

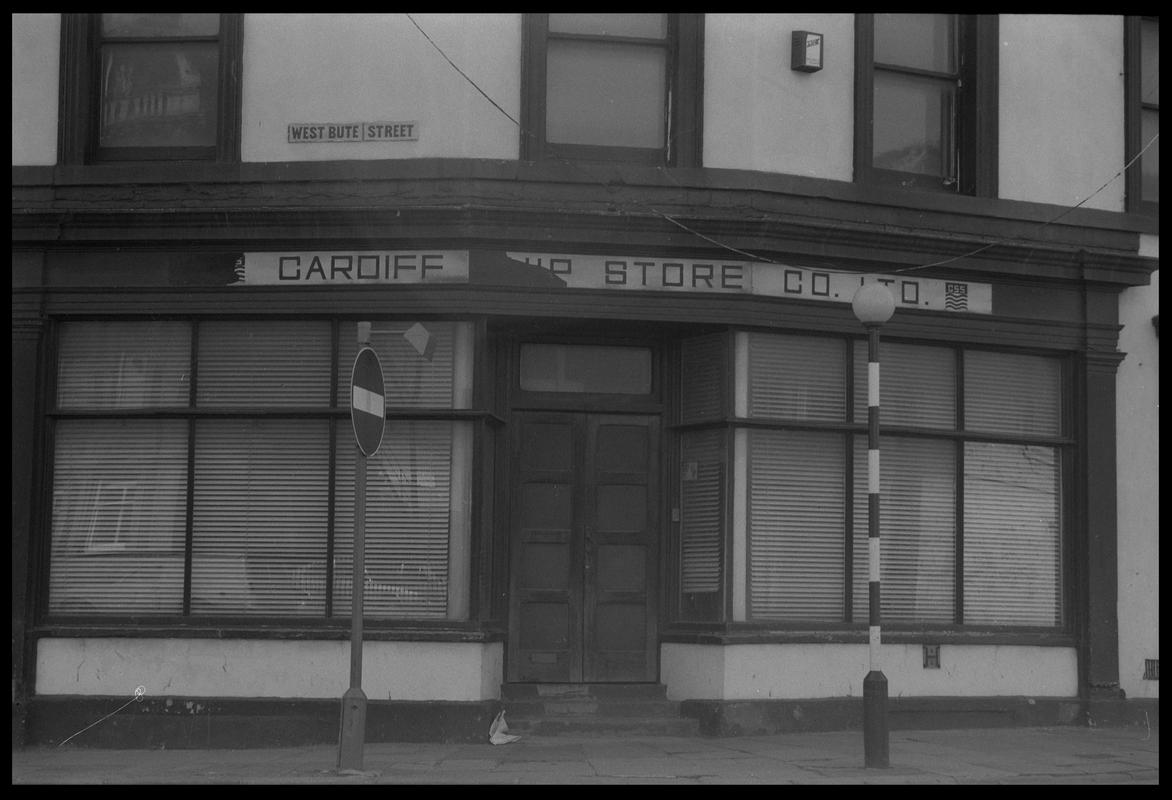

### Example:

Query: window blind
xmin=197 ymin=321 xmax=331 ymax=407
xmin=57 ymin=321 xmax=191 ymax=409
xmin=852 ymin=340 xmax=955 ymax=429
xmin=964 ymin=442 xmax=1062 ymax=626
xmin=332 ymin=421 xmax=458 ymax=618
xmin=852 ymin=435 xmax=956 ymax=623
xmin=748 ymin=333 xmax=846 ymax=422
xmin=49 ymin=419 xmax=188 ymax=615
xmin=191 ymin=419 xmax=330 ymax=615
xmin=965 ymin=351 xmax=1061 ymax=437
xmin=337 ymin=322 xmax=460 ymax=408
xmin=679 ymin=429 xmax=724 ymax=595
xmin=680 ymin=334 xmax=726 ymax=421
xmin=747 ymin=429 xmax=845 ymax=621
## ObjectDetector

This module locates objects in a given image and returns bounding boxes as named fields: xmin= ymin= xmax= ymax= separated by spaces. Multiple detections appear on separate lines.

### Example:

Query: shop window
xmin=47 ymin=319 xmax=476 ymax=622
xmin=521 ymin=13 xmax=703 ymax=166
xmin=675 ymin=330 xmax=1068 ymax=630
xmin=1126 ymin=16 xmax=1159 ymax=214
xmin=854 ymin=14 xmax=998 ymax=196
xmin=59 ymin=13 xmax=242 ymax=163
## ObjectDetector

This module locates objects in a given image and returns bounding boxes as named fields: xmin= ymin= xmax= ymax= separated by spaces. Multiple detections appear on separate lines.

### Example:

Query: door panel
xmin=509 ymin=412 xmax=658 ymax=682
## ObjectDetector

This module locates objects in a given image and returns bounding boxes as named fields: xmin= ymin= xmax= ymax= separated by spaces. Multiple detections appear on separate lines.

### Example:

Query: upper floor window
xmin=1126 ymin=16 xmax=1159 ymax=214
xmin=855 ymin=14 xmax=998 ymax=196
xmin=60 ymin=13 xmax=242 ymax=163
xmin=521 ymin=13 xmax=702 ymax=166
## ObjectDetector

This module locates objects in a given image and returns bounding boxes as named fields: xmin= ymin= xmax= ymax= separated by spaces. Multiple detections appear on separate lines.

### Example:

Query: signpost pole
xmin=338 ymin=322 xmax=378 ymax=772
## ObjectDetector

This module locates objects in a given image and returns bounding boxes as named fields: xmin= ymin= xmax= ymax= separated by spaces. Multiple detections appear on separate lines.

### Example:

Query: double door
xmin=507 ymin=412 xmax=659 ymax=682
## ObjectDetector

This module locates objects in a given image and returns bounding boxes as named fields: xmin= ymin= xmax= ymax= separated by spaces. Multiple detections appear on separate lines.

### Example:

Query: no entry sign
xmin=350 ymin=346 xmax=386 ymax=457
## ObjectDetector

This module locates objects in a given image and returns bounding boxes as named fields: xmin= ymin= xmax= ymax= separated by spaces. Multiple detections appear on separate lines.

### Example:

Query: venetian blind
xmin=679 ymin=429 xmax=724 ymax=595
xmin=48 ymin=419 xmax=188 ymax=615
xmin=332 ymin=421 xmax=455 ymax=618
xmin=963 ymin=442 xmax=1062 ymax=626
xmin=748 ymin=333 xmax=846 ymax=422
xmin=852 ymin=435 xmax=956 ymax=623
xmin=190 ymin=419 xmax=330 ymax=615
xmin=57 ymin=321 xmax=191 ymax=409
xmin=747 ymin=429 xmax=845 ymax=621
xmin=197 ymin=321 xmax=332 ymax=407
xmin=680 ymin=334 xmax=726 ymax=421
xmin=852 ymin=341 xmax=955 ymax=429
xmin=965 ymin=351 xmax=1061 ymax=437
xmin=337 ymin=322 xmax=459 ymax=408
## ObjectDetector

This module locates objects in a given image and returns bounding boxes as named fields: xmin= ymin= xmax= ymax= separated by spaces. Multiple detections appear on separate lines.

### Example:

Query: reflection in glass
xmin=520 ymin=344 xmax=652 ymax=394
xmin=100 ymin=43 xmax=218 ymax=147
xmin=549 ymin=13 xmax=665 ymax=38
xmin=101 ymin=13 xmax=219 ymax=38
xmin=873 ymin=72 xmax=955 ymax=179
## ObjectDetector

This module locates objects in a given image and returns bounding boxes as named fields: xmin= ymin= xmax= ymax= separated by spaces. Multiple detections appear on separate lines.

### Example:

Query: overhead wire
xmin=405 ymin=13 xmax=1158 ymax=279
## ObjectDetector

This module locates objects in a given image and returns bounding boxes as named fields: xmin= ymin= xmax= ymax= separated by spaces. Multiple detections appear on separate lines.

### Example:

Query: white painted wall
xmin=11 ymin=14 xmax=60 ymax=166
xmin=998 ymin=15 xmax=1125 ymax=211
xmin=240 ymin=13 xmax=521 ymax=163
xmin=662 ymin=643 xmax=1079 ymax=700
xmin=35 ymin=638 xmax=504 ymax=701
xmin=702 ymin=14 xmax=855 ymax=181
xmin=1116 ymin=247 xmax=1159 ymax=701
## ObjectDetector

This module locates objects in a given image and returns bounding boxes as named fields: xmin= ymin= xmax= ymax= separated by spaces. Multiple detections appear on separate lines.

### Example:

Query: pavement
xmin=11 ymin=725 xmax=1158 ymax=785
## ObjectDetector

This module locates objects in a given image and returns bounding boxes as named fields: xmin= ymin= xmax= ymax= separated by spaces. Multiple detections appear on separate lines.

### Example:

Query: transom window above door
xmin=519 ymin=344 xmax=652 ymax=395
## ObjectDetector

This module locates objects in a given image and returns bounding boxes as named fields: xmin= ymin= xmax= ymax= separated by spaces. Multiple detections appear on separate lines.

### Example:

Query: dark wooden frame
xmin=1124 ymin=16 xmax=1159 ymax=217
xmin=854 ymin=14 xmax=998 ymax=197
xmin=520 ymin=13 xmax=703 ymax=167
xmin=58 ymin=13 xmax=243 ymax=165
xmin=36 ymin=314 xmax=494 ymax=631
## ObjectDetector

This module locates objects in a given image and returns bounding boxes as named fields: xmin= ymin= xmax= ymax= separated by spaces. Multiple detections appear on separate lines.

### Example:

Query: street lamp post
xmin=852 ymin=281 xmax=894 ymax=769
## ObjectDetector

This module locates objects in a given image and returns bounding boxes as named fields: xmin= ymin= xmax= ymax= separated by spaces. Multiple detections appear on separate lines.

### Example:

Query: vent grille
xmin=1143 ymin=659 xmax=1159 ymax=680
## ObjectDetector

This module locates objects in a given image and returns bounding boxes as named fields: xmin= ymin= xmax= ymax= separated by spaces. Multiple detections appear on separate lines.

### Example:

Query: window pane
xmin=1141 ymin=19 xmax=1159 ymax=106
xmin=49 ymin=420 xmax=188 ymax=615
xmin=337 ymin=322 xmax=468 ymax=408
xmin=100 ymin=42 xmax=219 ymax=148
xmin=747 ymin=333 xmax=845 ymax=422
xmin=873 ymin=72 xmax=955 ymax=178
xmin=334 ymin=421 xmax=467 ymax=619
xmin=680 ymin=334 xmax=727 ymax=421
xmin=198 ymin=321 xmax=332 ymax=407
xmin=853 ymin=341 xmax=955 ymax=429
xmin=964 ymin=443 xmax=1062 ymax=626
xmin=964 ymin=351 xmax=1061 ymax=437
xmin=748 ymin=430 xmax=845 ymax=621
xmin=520 ymin=344 xmax=651 ymax=394
xmin=191 ymin=420 xmax=330 ymax=616
xmin=852 ymin=436 xmax=955 ymax=623
xmin=679 ymin=430 xmax=724 ymax=619
xmin=549 ymin=13 xmax=666 ymax=39
xmin=874 ymin=13 xmax=955 ymax=73
xmin=57 ymin=321 xmax=191 ymax=409
xmin=1141 ymin=110 xmax=1159 ymax=203
xmin=546 ymin=40 xmax=665 ymax=148
xmin=101 ymin=13 xmax=219 ymax=38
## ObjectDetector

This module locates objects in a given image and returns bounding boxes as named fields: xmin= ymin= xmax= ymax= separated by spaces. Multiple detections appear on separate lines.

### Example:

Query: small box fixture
xmin=923 ymin=644 xmax=941 ymax=669
xmin=791 ymin=31 xmax=823 ymax=72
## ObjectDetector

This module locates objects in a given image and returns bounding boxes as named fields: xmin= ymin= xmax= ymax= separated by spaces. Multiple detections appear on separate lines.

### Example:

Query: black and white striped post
xmin=852 ymin=282 xmax=895 ymax=769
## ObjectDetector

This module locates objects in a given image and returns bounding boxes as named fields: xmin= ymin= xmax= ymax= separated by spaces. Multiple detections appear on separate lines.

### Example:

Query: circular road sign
xmin=351 ymin=346 xmax=386 ymax=457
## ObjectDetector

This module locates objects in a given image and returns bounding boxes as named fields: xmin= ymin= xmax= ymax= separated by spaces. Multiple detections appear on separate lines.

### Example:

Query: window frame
xmin=520 ymin=13 xmax=703 ymax=167
xmin=854 ymin=14 xmax=998 ymax=197
xmin=42 ymin=317 xmax=484 ymax=626
xmin=1125 ymin=16 xmax=1158 ymax=216
xmin=672 ymin=329 xmax=1074 ymax=632
xmin=58 ymin=13 xmax=243 ymax=165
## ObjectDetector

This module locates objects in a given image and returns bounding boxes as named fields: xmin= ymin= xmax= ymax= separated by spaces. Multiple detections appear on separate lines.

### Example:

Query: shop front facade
xmin=12 ymin=13 xmax=1157 ymax=746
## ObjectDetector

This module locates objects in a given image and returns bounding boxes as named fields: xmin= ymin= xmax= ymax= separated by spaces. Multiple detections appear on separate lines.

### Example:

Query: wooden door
xmin=508 ymin=412 xmax=658 ymax=682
